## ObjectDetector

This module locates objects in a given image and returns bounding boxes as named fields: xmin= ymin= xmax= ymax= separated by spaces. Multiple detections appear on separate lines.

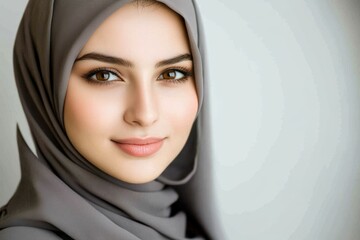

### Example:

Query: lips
xmin=112 ymin=137 xmax=165 ymax=157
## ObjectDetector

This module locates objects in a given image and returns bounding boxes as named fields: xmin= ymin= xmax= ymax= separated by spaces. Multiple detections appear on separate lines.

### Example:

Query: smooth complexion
xmin=64 ymin=2 xmax=198 ymax=184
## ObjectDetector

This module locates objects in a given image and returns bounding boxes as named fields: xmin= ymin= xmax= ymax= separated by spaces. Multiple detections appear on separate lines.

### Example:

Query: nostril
xmin=123 ymin=100 xmax=159 ymax=127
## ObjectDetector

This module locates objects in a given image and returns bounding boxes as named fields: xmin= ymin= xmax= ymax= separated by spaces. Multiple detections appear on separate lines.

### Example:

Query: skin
xmin=64 ymin=2 xmax=198 ymax=184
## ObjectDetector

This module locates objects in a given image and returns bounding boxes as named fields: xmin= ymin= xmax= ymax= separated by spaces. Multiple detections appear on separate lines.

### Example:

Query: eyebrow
xmin=155 ymin=53 xmax=192 ymax=67
xmin=75 ymin=52 xmax=133 ymax=67
xmin=75 ymin=52 xmax=192 ymax=68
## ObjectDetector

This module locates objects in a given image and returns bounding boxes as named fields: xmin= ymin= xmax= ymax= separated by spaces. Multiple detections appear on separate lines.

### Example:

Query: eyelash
xmin=159 ymin=66 xmax=193 ymax=84
xmin=82 ymin=66 xmax=193 ymax=86
xmin=82 ymin=67 xmax=121 ymax=86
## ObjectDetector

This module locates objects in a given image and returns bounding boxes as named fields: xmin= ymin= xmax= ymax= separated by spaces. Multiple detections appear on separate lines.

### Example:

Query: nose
xmin=123 ymin=83 xmax=159 ymax=127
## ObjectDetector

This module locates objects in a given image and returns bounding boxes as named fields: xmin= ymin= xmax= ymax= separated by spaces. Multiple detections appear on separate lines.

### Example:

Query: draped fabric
xmin=0 ymin=0 xmax=212 ymax=239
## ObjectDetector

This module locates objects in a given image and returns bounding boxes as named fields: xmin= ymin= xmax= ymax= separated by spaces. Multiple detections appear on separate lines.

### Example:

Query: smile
xmin=112 ymin=138 xmax=165 ymax=157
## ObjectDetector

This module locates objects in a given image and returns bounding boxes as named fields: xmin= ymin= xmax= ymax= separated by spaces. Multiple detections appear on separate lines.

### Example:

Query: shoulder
xmin=0 ymin=226 xmax=65 ymax=240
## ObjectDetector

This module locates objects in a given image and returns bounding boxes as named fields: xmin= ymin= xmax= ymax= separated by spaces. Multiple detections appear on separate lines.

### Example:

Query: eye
xmin=88 ymin=69 xmax=120 ymax=82
xmin=158 ymin=69 xmax=186 ymax=81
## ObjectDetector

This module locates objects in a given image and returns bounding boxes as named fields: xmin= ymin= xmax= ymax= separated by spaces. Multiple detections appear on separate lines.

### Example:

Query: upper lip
xmin=112 ymin=137 xmax=165 ymax=145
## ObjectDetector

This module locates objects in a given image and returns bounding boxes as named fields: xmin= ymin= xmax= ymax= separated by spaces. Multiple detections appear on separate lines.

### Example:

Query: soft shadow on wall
xmin=198 ymin=0 xmax=360 ymax=239
xmin=1 ymin=0 xmax=360 ymax=239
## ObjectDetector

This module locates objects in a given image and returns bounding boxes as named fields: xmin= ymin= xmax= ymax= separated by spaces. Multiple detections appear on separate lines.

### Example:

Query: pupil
xmin=97 ymin=71 xmax=109 ymax=81
xmin=165 ymin=71 xmax=175 ymax=79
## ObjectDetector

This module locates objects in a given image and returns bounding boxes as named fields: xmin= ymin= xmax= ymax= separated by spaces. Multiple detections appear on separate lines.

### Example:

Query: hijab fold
xmin=0 ymin=0 xmax=213 ymax=239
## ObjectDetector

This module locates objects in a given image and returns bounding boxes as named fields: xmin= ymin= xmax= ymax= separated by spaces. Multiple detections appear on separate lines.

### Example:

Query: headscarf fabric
xmin=0 ymin=0 xmax=213 ymax=239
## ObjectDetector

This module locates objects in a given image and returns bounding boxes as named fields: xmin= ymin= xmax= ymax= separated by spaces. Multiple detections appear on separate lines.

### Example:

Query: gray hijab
xmin=0 ymin=0 xmax=220 ymax=239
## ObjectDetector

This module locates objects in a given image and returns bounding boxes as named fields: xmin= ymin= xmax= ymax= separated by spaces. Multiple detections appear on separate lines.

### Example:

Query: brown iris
xmin=95 ymin=71 xmax=111 ymax=81
xmin=162 ymin=70 xmax=177 ymax=79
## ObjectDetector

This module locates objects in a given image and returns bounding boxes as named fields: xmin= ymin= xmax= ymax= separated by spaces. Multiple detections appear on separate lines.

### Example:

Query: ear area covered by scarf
xmin=0 ymin=0 xmax=220 ymax=239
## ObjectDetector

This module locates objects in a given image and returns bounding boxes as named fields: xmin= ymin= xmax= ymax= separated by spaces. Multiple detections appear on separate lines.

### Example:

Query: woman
xmin=0 ymin=0 xmax=221 ymax=239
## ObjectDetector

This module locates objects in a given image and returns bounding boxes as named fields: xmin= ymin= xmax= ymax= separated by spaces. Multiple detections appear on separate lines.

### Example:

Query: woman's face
xmin=64 ymin=2 xmax=198 ymax=184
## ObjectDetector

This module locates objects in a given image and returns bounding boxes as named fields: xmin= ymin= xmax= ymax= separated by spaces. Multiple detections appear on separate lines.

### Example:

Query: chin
xmin=108 ymin=163 xmax=166 ymax=184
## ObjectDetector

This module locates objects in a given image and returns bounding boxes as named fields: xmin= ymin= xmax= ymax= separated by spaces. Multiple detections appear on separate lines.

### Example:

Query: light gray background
xmin=1 ymin=0 xmax=360 ymax=239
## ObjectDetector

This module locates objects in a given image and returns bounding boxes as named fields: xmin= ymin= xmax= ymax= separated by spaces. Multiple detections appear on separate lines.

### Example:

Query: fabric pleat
xmin=0 ymin=0 xmax=211 ymax=239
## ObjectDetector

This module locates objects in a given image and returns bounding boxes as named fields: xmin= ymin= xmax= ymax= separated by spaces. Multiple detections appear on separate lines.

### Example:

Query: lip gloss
xmin=113 ymin=138 xmax=164 ymax=157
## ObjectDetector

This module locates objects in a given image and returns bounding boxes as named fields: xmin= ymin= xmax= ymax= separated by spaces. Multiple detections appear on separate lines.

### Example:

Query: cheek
xmin=161 ymin=84 xmax=198 ymax=132
xmin=64 ymin=77 xmax=121 ymax=137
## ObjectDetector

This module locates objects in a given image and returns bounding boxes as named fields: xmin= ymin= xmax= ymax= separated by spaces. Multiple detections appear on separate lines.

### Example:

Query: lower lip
xmin=114 ymin=140 xmax=164 ymax=157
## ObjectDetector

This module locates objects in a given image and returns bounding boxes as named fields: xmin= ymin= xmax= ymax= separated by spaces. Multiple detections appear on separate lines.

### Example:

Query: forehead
xmin=78 ymin=2 xmax=191 ymax=64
